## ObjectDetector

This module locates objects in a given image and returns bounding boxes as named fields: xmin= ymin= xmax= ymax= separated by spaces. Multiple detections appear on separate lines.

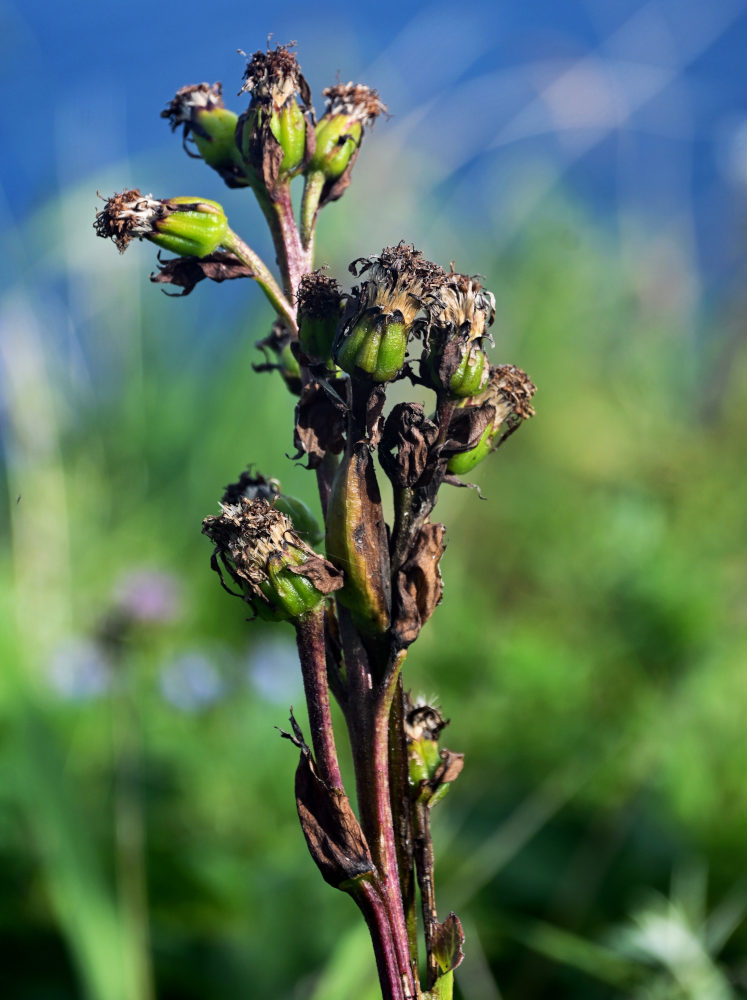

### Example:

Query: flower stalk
xmin=94 ymin=39 xmax=535 ymax=1000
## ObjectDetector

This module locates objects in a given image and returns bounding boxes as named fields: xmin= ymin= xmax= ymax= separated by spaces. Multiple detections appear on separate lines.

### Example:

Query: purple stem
xmin=294 ymin=607 xmax=343 ymax=791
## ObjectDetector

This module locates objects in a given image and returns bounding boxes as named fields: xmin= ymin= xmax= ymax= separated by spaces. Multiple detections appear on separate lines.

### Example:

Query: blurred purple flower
xmin=159 ymin=651 xmax=225 ymax=712
xmin=47 ymin=638 xmax=111 ymax=700
xmin=112 ymin=568 xmax=181 ymax=625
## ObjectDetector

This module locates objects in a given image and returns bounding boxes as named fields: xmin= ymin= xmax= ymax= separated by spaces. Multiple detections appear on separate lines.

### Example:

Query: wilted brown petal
xmin=150 ymin=251 xmax=254 ymax=296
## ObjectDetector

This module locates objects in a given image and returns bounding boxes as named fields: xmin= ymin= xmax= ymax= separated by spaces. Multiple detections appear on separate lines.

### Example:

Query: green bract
xmin=335 ymin=313 xmax=408 ymax=383
xmin=150 ymin=198 xmax=229 ymax=258
xmin=270 ymin=102 xmax=307 ymax=174
xmin=309 ymin=117 xmax=362 ymax=178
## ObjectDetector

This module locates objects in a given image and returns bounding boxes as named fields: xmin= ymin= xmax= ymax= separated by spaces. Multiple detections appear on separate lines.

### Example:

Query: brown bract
xmin=431 ymin=913 xmax=465 ymax=975
xmin=150 ymin=251 xmax=254 ymax=295
xmin=293 ymin=379 xmax=347 ymax=468
xmin=393 ymin=522 xmax=445 ymax=647
xmin=380 ymin=403 xmax=440 ymax=489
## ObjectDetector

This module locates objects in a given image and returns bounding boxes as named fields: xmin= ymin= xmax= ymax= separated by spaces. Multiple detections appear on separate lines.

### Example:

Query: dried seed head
xmin=321 ymin=82 xmax=387 ymax=128
xmin=445 ymin=363 xmax=536 ymax=476
xmin=421 ymin=272 xmax=497 ymax=397
xmin=486 ymin=364 xmax=537 ymax=425
xmin=161 ymin=82 xmax=225 ymax=129
xmin=350 ymin=243 xmax=446 ymax=326
xmin=404 ymin=695 xmax=449 ymax=743
xmin=239 ymin=42 xmax=310 ymax=110
xmin=429 ymin=272 xmax=496 ymax=342
xmin=93 ymin=189 xmax=165 ymax=252
xmin=296 ymin=270 xmax=344 ymax=360
xmin=202 ymin=497 xmax=340 ymax=620
xmin=95 ymin=192 xmax=229 ymax=258
xmin=297 ymin=270 xmax=343 ymax=321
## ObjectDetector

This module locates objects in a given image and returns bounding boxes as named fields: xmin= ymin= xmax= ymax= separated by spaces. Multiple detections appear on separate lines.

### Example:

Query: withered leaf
xmin=380 ymin=403 xmax=440 ymax=488
xmin=294 ymin=742 xmax=375 ymax=889
xmin=432 ymin=912 xmax=465 ymax=975
xmin=286 ymin=554 xmax=343 ymax=595
xmin=150 ymin=251 xmax=255 ymax=296
xmin=293 ymin=380 xmax=346 ymax=468
xmin=393 ymin=521 xmax=445 ymax=646
xmin=432 ymin=750 xmax=464 ymax=789
xmin=443 ymin=403 xmax=496 ymax=456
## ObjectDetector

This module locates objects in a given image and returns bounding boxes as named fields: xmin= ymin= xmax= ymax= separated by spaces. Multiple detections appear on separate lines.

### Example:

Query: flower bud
xmin=308 ymin=83 xmax=386 ymax=182
xmin=334 ymin=244 xmax=446 ymax=383
xmin=94 ymin=191 xmax=229 ymax=258
xmin=446 ymin=364 xmax=536 ymax=475
xmin=222 ymin=471 xmax=323 ymax=547
xmin=404 ymin=694 xmax=464 ymax=807
xmin=422 ymin=274 xmax=495 ymax=398
xmin=296 ymin=270 xmax=343 ymax=362
xmin=161 ymin=83 xmax=248 ymax=188
xmin=202 ymin=497 xmax=342 ymax=622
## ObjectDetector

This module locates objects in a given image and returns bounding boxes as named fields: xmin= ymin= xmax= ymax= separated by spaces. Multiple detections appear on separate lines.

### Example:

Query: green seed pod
xmin=309 ymin=116 xmax=362 ymax=179
xmin=161 ymin=83 xmax=248 ymax=187
xmin=296 ymin=271 xmax=343 ymax=362
xmin=422 ymin=273 xmax=495 ymax=398
xmin=335 ymin=312 xmax=408 ymax=383
xmin=334 ymin=244 xmax=446 ymax=384
xmin=203 ymin=497 xmax=342 ymax=622
xmin=445 ymin=364 xmax=537 ymax=476
xmin=94 ymin=191 xmax=229 ymax=258
xmin=445 ymin=424 xmax=493 ymax=476
xmin=325 ymin=444 xmax=390 ymax=635
xmin=307 ymin=83 xmax=386 ymax=182
xmin=148 ymin=197 xmax=228 ymax=258
xmin=237 ymin=44 xmax=314 ymax=190
xmin=270 ymin=101 xmax=308 ymax=174
xmin=221 ymin=471 xmax=323 ymax=548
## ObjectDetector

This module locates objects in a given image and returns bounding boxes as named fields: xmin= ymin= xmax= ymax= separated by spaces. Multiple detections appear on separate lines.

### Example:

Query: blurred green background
xmin=2 ymin=3 xmax=747 ymax=998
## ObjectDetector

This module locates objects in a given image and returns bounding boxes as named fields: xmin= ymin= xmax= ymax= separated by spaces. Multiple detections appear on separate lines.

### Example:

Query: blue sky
xmin=2 ymin=0 xmax=747 ymax=290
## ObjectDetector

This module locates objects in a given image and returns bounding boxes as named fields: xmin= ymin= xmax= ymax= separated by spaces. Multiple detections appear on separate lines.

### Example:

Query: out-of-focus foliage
xmin=1 ymin=171 xmax=745 ymax=1000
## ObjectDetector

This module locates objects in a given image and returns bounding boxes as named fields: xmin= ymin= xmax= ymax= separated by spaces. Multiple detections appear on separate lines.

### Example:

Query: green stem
xmin=300 ymin=170 xmax=325 ymax=254
xmin=223 ymin=229 xmax=297 ymax=332
xmin=112 ymin=667 xmax=154 ymax=1000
